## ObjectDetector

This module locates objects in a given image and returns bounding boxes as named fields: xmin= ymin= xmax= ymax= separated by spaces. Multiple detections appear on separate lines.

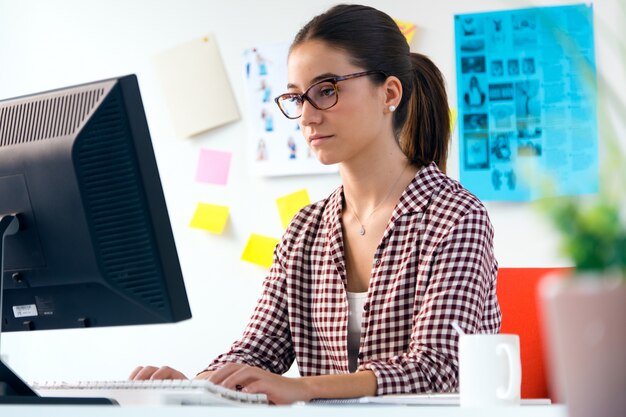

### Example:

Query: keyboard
xmin=31 ymin=379 xmax=269 ymax=406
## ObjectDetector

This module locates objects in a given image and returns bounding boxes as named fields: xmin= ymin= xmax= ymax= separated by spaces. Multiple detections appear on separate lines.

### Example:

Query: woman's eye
xmin=319 ymin=86 xmax=336 ymax=97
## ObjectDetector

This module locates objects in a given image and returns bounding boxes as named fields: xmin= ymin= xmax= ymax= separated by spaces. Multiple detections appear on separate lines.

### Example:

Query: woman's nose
xmin=299 ymin=99 xmax=322 ymax=126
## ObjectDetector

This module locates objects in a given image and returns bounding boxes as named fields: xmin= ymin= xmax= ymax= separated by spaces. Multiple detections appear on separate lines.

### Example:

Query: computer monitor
xmin=0 ymin=74 xmax=191 ymax=404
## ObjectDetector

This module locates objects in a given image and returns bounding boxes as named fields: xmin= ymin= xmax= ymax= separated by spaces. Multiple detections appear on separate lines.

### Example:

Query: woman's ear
xmin=382 ymin=76 xmax=402 ymax=112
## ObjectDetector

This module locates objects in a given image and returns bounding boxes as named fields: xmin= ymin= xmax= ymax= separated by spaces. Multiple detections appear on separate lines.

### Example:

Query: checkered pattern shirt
xmin=206 ymin=162 xmax=501 ymax=395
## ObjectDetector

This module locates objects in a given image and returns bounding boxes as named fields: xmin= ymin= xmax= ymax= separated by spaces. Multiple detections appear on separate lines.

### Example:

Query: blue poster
xmin=454 ymin=4 xmax=598 ymax=201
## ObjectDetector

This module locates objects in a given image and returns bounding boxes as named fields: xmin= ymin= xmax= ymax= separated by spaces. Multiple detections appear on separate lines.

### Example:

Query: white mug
xmin=459 ymin=333 xmax=522 ymax=407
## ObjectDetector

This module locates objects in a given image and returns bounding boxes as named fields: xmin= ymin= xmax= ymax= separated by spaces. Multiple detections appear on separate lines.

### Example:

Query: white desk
xmin=0 ymin=404 xmax=567 ymax=417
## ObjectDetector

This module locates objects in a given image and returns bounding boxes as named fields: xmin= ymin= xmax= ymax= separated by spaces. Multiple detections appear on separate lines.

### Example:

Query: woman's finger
xmin=207 ymin=363 xmax=248 ymax=385
xmin=130 ymin=366 xmax=159 ymax=380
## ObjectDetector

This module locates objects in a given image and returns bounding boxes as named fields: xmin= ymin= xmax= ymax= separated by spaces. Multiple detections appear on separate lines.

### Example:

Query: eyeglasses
xmin=274 ymin=70 xmax=388 ymax=119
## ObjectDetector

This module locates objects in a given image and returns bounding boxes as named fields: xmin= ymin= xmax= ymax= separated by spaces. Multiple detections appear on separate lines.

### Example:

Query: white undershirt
xmin=346 ymin=291 xmax=368 ymax=373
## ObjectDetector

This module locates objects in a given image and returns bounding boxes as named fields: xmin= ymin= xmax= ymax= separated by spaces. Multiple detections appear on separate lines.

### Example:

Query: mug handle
xmin=495 ymin=343 xmax=521 ymax=400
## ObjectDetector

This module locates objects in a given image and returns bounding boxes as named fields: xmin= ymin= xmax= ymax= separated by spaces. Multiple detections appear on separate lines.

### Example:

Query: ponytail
xmin=396 ymin=53 xmax=450 ymax=173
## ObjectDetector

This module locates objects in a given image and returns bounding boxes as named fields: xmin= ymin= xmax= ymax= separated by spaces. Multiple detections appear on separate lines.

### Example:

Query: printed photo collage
xmin=243 ymin=45 xmax=337 ymax=177
xmin=458 ymin=11 xmax=542 ymax=194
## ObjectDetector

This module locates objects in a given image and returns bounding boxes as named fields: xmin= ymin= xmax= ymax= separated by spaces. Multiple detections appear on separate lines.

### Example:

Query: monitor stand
xmin=0 ymin=214 xmax=115 ymax=405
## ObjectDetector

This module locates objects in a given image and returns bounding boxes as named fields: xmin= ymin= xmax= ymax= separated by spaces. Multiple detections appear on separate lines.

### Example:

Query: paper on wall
xmin=394 ymin=19 xmax=417 ymax=45
xmin=450 ymin=108 xmax=458 ymax=133
xmin=454 ymin=4 xmax=598 ymax=201
xmin=189 ymin=203 xmax=229 ymax=234
xmin=276 ymin=189 xmax=311 ymax=229
xmin=154 ymin=34 xmax=240 ymax=137
xmin=241 ymin=234 xmax=279 ymax=268
xmin=195 ymin=148 xmax=232 ymax=185
xmin=243 ymin=43 xmax=339 ymax=177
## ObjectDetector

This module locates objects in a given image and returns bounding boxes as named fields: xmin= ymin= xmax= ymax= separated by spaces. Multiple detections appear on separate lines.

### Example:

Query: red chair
xmin=496 ymin=267 xmax=570 ymax=400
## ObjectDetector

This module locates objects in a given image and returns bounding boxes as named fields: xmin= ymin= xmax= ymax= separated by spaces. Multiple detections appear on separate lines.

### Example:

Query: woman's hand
xmin=129 ymin=365 xmax=188 ymax=380
xmin=131 ymin=363 xmax=376 ymax=404
xmin=199 ymin=363 xmax=311 ymax=405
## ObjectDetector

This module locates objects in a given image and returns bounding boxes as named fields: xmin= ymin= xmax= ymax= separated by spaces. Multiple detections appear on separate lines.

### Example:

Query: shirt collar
xmin=393 ymin=161 xmax=445 ymax=221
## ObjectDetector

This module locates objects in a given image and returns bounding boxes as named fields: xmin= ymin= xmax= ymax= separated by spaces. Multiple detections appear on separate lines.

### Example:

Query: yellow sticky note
xmin=394 ymin=19 xmax=417 ymax=45
xmin=241 ymin=234 xmax=279 ymax=269
xmin=189 ymin=203 xmax=229 ymax=234
xmin=449 ymin=108 xmax=458 ymax=132
xmin=276 ymin=189 xmax=311 ymax=229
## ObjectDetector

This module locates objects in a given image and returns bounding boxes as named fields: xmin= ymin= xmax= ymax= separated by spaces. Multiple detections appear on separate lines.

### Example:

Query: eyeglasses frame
xmin=274 ymin=70 xmax=388 ymax=119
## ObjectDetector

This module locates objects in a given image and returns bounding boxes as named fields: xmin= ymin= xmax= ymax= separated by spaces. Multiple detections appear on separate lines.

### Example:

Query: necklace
xmin=345 ymin=164 xmax=409 ymax=236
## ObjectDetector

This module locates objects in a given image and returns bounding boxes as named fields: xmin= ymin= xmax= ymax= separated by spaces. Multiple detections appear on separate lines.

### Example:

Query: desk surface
xmin=0 ymin=404 xmax=567 ymax=417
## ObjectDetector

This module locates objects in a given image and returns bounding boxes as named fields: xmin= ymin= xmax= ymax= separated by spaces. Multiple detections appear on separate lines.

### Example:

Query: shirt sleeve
xmin=360 ymin=206 xmax=500 ymax=395
xmin=203 ymin=247 xmax=295 ymax=375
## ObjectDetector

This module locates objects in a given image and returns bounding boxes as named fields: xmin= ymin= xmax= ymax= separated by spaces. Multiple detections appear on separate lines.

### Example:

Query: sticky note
xmin=195 ymin=149 xmax=232 ymax=185
xmin=276 ymin=189 xmax=311 ymax=229
xmin=241 ymin=234 xmax=279 ymax=269
xmin=450 ymin=108 xmax=458 ymax=132
xmin=153 ymin=33 xmax=240 ymax=137
xmin=394 ymin=19 xmax=417 ymax=45
xmin=189 ymin=203 xmax=229 ymax=234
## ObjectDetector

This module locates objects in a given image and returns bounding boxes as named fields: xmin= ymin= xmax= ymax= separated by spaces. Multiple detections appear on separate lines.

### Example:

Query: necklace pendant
xmin=358 ymin=225 xmax=366 ymax=236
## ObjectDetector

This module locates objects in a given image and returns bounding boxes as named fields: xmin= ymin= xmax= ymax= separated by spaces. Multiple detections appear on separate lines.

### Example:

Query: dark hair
xmin=291 ymin=4 xmax=450 ymax=172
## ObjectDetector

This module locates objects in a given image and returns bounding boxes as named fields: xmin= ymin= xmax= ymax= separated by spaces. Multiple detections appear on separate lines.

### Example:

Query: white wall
xmin=0 ymin=0 xmax=624 ymax=382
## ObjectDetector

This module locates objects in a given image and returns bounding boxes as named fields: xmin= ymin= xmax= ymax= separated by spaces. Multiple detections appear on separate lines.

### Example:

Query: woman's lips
xmin=308 ymin=135 xmax=333 ymax=146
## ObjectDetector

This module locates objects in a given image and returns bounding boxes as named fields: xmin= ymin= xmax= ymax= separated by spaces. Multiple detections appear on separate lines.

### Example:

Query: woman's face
xmin=287 ymin=40 xmax=388 ymax=165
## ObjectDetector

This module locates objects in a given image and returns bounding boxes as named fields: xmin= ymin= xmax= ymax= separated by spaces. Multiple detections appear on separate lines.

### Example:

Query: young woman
xmin=131 ymin=4 xmax=501 ymax=404
xmin=464 ymin=75 xmax=486 ymax=108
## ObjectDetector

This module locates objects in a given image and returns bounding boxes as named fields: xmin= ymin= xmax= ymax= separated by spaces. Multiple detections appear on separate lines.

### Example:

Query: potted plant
xmin=538 ymin=196 xmax=626 ymax=417
xmin=536 ymin=7 xmax=626 ymax=417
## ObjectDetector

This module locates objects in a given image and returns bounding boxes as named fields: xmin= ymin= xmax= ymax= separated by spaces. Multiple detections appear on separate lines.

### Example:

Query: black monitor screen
xmin=0 ymin=75 xmax=191 ymax=332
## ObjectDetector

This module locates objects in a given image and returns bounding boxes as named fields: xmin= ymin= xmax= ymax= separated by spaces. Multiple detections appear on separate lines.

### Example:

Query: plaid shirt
xmin=206 ymin=162 xmax=501 ymax=395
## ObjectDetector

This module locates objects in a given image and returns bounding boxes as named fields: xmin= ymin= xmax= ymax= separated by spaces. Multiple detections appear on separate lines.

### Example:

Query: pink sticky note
xmin=195 ymin=149 xmax=232 ymax=185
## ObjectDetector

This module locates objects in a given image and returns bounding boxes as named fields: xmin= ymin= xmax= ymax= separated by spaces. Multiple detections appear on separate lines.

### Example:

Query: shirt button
xmin=363 ymin=302 xmax=370 ymax=312
xmin=358 ymin=352 xmax=364 ymax=360
xmin=374 ymin=259 xmax=381 ymax=266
